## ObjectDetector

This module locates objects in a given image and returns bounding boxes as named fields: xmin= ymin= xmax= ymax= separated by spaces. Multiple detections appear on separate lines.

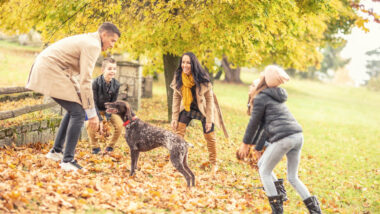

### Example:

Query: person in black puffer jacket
xmin=86 ymin=58 xmax=122 ymax=154
xmin=237 ymin=65 xmax=322 ymax=214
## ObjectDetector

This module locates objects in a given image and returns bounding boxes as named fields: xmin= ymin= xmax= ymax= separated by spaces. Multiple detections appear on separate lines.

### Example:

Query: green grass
xmin=153 ymin=72 xmax=380 ymax=212
xmin=0 ymin=41 xmax=38 ymax=87
xmin=0 ymin=40 xmax=42 ymax=52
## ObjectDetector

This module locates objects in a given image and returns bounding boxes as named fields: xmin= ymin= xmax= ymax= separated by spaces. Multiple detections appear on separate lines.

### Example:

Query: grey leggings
xmin=258 ymin=133 xmax=311 ymax=200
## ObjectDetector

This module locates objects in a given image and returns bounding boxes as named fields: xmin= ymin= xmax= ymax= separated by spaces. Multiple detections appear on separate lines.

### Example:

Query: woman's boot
xmin=268 ymin=195 xmax=283 ymax=214
xmin=274 ymin=179 xmax=288 ymax=201
xmin=204 ymin=131 xmax=217 ymax=172
xmin=175 ymin=122 xmax=187 ymax=138
xmin=303 ymin=196 xmax=322 ymax=214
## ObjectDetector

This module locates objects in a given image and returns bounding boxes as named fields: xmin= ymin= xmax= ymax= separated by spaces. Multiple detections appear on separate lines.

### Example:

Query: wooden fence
xmin=0 ymin=87 xmax=61 ymax=147
xmin=0 ymin=87 xmax=57 ymax=120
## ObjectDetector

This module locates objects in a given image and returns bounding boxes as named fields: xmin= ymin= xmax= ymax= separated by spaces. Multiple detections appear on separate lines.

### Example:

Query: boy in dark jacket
xmin=237 ymin=65 xmax=322 ymax=214
xmin=86 ymin=58 xmax=123 ymax=154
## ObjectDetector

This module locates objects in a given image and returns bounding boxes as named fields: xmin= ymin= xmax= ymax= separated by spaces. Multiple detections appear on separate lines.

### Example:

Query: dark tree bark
xmin=221 ymin=56 xmax=242 ymax=83
xmin=214 ymin=69 xmax=223 ymax=80
xmin=163 ymin=54 xmax=180 ymax=122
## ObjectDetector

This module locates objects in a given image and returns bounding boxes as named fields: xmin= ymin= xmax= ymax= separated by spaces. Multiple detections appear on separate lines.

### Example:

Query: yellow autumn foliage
xmin=0 ymin=0 xmax=358 ymax=71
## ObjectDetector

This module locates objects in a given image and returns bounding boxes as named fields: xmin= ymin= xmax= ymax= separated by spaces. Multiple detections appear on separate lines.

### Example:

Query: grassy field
xmin=0 ymin=40 xmax=40 ymax=87
xmin=152 ymin=74 xmax=380 ymax=213
xmin=211 ymin=76 xmax=380 ymax=213
xmin=0 ymin=41 xmax=379 ymax=213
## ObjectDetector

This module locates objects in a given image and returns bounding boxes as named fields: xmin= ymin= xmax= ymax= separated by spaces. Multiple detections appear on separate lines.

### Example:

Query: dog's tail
xmin=186 ymin=141 xmax=194 ymax=148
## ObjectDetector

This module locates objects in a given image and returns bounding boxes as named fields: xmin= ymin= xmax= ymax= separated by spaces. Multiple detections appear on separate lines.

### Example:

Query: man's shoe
xmin=92 ymin=147 xmax=101 ymax=154
xmin=45 ymin=149 xmax=63 ymax=161
xmin=60 ymin=160 xmax=83 ymax=171
xmin=105 ymin=147 xmax=114 ymax=152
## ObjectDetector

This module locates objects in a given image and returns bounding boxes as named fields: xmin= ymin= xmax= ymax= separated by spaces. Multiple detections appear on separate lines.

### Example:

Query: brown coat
xmin=170 ymin=76 xmax=229 ymax=138
xmin=26 ymin=32 xmax=101 ymax=110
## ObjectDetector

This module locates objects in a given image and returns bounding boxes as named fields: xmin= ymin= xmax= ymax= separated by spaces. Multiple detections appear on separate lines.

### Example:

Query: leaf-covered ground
xmin=0 ymin=97 xmax=60 ymax=129
xmin=1 ymin=73 xmax=379 ymax=213
xmin=0 ymin=95 xmax=273 ymax=213
xmin=2 ymin=79 xmax=379 ymax=213
xmin=1 ymin=41 xmax=379 ymax=213
xmin=0 ymin=97 xmax=43 ymax=111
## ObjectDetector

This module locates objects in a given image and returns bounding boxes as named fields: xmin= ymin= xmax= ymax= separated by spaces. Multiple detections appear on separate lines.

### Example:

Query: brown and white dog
xmin=105 ymin=101 xmax=195 ymax=187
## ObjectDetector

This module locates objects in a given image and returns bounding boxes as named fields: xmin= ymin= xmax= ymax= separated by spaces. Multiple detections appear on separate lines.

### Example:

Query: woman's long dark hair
xmin=175 ymin=52 xmax=210 ymax=91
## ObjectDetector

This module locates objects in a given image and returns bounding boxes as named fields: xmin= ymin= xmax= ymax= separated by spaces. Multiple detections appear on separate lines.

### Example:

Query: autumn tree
xmin=364 ymin=46 xmax=380 ymax=90
xmin=320 ymin=43 xmax=351 ymax=74
xmin=221 ymin=56 xmax=242 ymax=84
xmin=0 ymin=0 xmax=360 ymax=120
xmin=365 ymin=47 xmax=380 ymax=79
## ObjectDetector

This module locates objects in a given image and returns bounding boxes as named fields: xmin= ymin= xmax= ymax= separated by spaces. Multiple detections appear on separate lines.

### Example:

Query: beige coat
xmin=26 ymin=32 xmax=101 ymax=111
xmin=170 ymin=76 xmax=229 ymax=138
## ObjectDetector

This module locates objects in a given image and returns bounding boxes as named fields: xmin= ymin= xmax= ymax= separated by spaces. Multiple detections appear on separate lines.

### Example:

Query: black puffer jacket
xmin=93 ymin=75 xmax=120 ymax=121
xmin=243 ymin=87 xmax=302 ymax=144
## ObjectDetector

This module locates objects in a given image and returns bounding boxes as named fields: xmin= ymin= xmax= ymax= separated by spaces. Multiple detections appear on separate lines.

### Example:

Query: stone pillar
xmin=115 ymin=61 xmax=142 ymax=111
xmin=142 ymin=76 xmax=153 ymax=98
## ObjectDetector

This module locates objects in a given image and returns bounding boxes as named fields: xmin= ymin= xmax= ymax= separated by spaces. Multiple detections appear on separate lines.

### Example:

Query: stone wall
xmin=0 ymin=117 xmax=62 ymax=148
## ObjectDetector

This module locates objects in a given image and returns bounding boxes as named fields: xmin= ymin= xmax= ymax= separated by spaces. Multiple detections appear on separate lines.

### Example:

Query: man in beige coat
xmin=26 ymin=22 xmax=120 ymax=171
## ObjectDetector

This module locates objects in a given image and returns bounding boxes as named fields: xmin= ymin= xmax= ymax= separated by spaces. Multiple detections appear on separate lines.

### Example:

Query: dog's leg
xmin=183 ymin=151 xmax=195 ymax=186
xmin=130 ymin=150 xmax=140 ymax=176
xmin=170 ymin=151 xmax=191 ymax=187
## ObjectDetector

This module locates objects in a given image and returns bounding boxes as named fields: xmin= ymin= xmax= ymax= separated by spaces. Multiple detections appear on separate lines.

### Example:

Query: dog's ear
xmin=123 ymin=101 xmax=133 ymax=121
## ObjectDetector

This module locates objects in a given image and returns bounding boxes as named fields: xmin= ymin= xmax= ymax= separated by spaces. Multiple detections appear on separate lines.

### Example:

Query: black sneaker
xmin=60 ymin=160 xmax=83 ymax=171
xmin=105 ymin=147 xmax=114 ymax=152
xmin=92 ymin=147 xmax=101 ymax=154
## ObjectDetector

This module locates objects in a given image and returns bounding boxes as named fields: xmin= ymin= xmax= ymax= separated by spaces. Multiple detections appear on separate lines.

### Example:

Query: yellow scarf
xmin=181 ymin=72 xmax=195 ymax=112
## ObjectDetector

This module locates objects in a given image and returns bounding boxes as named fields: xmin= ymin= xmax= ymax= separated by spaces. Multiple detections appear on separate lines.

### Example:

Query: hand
xmin=88 ymin=116 xmax=99 ymax=131
xmin=253 ymin=149 xmax=263 ymax=160
xmin=171 ymin=120 xmax=178 ymax=131
xmin=236 ymin=143 xmax=250 ymax=160
xmin=99 ymin=121 xmax=104 ymax=135
xmin=205 ymin=123 xmax=212 ymax=132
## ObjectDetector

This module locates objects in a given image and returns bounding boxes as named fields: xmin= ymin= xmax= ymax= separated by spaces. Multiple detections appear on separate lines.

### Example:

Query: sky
xmin=341 ymin=1 xmax=380 ymax=86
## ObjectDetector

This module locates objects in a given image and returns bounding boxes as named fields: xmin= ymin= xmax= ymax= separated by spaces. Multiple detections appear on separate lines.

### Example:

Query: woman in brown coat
xmin=170 ymin=52 xmax=228 ymax=172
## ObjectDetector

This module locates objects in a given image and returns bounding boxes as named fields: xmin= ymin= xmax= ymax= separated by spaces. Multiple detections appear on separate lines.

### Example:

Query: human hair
xmin=248 ymin=75 xmax=268 ymax=111
xmin=101 ymin=57 xmax=116 ymax=71
xmin=98 ymin=22 xmax=121 ymax=37
xmin=175 ymin=52 xmax=210 ymax=91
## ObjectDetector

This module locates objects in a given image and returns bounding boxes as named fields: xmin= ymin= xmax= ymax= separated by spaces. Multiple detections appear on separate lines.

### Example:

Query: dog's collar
xmin=123 ymin=118 xmax=137 ymax=127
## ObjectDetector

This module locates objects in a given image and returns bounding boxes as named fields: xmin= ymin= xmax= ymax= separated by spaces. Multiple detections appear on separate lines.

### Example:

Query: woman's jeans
xmin=258 ymin=133 xmax=311 ymax=200
xmin=52 ymin=98 xmax=85 ymax=162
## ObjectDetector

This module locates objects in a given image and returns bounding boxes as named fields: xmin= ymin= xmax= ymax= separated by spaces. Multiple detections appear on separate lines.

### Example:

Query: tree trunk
xmin=221 ymin=56 xmax=242 ymax=83
xmin=214 ymin=69 xmax=223 ymax=80
xmin=163 ymin=54 xmax=180 ymax=122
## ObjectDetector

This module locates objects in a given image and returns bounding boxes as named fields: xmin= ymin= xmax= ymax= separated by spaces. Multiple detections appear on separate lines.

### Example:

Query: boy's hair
xmin=101 ymin=57 xmax=116 ymax=71
xmin=98 ymin=22 xmax=121 ymax=37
